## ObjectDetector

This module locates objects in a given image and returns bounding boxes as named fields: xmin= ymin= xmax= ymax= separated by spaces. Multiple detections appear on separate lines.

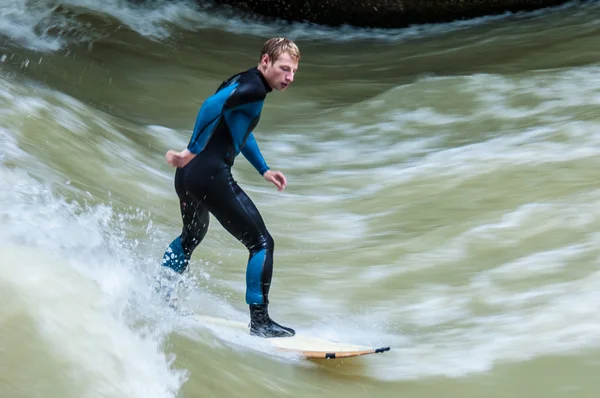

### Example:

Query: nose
xmin=286 ymin=72 xmax=294 ymax=83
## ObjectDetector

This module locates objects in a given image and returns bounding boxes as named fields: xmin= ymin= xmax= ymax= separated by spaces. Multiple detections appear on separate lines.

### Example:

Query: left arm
xmin=241 ymin=132 xmax=269 ymax=175
xmin=223 ymin=78 xmax=288 ymax=190
xmin=240 ymin=132 xmax=286 ymax=190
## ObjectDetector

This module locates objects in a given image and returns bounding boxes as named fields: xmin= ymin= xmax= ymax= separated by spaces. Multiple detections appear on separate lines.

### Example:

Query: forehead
xmin=274 ymin=52 xmax=299 ymax=68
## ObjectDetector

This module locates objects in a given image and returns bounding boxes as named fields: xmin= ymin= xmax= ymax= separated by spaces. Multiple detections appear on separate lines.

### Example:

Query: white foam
xmin=0 ymin=245 xmax=186 ymax=397
xmin=0 ymin=1 xmax=67 ymax=51
xmin=0 ymin=166 xmax=187 ymax=397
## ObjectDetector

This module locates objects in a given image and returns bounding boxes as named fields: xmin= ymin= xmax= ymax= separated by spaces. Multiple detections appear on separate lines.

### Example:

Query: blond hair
xmin=260 ymin=37 xmax=300 ymax=63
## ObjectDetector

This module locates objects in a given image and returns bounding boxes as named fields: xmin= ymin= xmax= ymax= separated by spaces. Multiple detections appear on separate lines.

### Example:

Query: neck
xmin=255 ymin=65 xmax=273 ymax=92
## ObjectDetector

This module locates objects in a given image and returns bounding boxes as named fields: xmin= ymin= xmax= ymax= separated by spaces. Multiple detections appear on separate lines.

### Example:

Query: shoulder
xmin=223 ymin=69 xmax=267 ymax=110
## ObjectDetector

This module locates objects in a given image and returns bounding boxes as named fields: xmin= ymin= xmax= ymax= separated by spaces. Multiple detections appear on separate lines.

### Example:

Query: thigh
xmin=203 ymin=171 xmax=269 ymax=249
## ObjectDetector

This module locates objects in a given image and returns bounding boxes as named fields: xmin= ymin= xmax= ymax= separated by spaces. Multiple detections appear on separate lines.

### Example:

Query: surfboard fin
xmin=249 ymin=304 xmax=295 ymax=338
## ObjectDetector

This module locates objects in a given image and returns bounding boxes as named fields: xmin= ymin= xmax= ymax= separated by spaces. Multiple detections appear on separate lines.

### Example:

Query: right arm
xmin=166 ymin=148 xmax=195 ymax=168
xmin=165 ymin=95 xmax=220 ymax=168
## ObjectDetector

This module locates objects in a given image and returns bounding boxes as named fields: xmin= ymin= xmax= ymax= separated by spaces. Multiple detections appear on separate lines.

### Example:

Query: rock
xmin=209 ymin=0 xmax=571 ymax=28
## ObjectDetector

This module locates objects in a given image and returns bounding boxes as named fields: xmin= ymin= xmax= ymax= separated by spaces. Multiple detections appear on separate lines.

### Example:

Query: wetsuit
xmin=161 ymin=67 xmax=291 ymax=337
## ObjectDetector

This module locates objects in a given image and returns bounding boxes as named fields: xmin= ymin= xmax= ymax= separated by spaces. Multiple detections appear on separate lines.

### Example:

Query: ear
xmin=260 ymin=54 xmax=271 ymax=66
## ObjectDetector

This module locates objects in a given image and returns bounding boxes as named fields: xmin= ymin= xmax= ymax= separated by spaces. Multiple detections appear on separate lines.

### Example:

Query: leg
xmin=202 ymin=170 xmax=294 ymax=337
xmin=162 ymin=167 xmax=210 ymax=273
xmin=202 ymin=173 xmax=274 ymax=305
xmin=162 ymin=199 xmax=209 ymax=273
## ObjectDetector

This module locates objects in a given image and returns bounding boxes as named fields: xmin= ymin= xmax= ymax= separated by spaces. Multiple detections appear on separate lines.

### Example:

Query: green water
xmin=2 ymin=1 xmax=600 ymax=397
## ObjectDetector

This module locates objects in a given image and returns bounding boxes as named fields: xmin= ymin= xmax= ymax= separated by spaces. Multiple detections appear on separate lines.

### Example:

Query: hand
xmin=166 ymin=150 xmax=183 ymax=167
xmin=263 ymin=170 xmax=287 ymax=191
xmin=165 ymin=149 xmax=194 ymax=168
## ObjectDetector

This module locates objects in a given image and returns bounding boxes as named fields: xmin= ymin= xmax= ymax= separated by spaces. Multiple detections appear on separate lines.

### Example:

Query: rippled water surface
xmin=2 ymin=1 xmax=600 ymax=397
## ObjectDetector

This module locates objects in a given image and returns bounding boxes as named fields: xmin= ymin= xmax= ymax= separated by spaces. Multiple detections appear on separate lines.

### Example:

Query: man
xmin=161 ymin=37 xmax=300 ymax=338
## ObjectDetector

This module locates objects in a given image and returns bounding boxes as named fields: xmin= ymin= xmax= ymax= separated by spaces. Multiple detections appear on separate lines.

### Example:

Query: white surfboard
xmin=194 ymin=314 xmax=391 ymax=359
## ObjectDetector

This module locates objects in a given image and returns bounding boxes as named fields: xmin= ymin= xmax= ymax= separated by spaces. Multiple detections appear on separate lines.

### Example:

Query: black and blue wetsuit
xmin=161 ymin=67 xmax=294 ymax=337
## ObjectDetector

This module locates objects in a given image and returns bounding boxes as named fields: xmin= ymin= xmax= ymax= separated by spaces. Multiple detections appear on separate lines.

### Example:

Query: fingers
xmin=268 ymin=175 xmax=283 ymax=191
xmin=278 ymin=172 xmax=287 ymax=188
xmin=276 ymin=172 xmax=287 ymax=191
xmin=264 ymin=170 xmax=287 ymax=191
xmin=273 ymin=176 xmax=283 ymax=190
xmin=165 ymin=151 xmax=174 ymax=166
xmin=165 ymin=150 xmax=181 ymax=167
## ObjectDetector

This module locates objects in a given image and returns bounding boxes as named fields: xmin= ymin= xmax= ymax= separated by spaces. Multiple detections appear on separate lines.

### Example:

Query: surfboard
xmin=194 ymin=314 xmax=391 ymax=359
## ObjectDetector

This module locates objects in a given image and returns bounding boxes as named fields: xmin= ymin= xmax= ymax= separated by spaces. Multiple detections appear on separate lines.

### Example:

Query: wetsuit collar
xmin=254 ymin=67 xmax=273 ymax=93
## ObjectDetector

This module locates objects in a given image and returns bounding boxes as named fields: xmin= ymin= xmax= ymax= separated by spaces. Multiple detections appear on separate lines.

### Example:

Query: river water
xmin=2 ymin=1 xmax=600 ymax=397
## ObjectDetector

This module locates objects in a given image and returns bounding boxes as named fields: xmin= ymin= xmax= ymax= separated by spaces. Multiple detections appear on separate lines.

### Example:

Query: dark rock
xmin=209 ymin=0 xmax=573 ymax=28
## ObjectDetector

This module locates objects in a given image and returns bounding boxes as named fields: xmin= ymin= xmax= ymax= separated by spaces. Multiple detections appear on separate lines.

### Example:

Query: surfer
xmin=161 ymin=37 xmax=299 ymax=338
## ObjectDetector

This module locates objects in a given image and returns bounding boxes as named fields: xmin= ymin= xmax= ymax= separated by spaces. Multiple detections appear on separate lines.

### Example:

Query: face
xmin=260 ymin=52 xmax=298 ymax=91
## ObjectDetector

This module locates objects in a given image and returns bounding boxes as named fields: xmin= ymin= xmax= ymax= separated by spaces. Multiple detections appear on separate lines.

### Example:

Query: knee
xmin=265 ymin=233 xmax=274 ymax=251
xmin=248 ymin=232 xmax=274 ymax=254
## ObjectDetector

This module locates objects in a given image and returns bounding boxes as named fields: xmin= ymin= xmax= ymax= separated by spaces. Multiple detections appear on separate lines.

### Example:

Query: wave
xmin=0 ymin=163 xmax=189 ymax=397
xmin=0 ymin=0 xmax=590 ymax=52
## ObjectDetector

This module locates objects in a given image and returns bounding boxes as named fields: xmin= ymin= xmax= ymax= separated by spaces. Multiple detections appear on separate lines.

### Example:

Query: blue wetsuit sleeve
xmin=187 ymin=109 xmax=205 ymax=154
xmin=187 ymin=95 xmax=223 ymax=154
xmin=241 ymin=132 xmax=269 ymax=175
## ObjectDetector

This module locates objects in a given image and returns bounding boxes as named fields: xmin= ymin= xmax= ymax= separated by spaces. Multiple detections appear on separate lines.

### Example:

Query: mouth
xmin=281 ymin=82 xmax=289 ymax=89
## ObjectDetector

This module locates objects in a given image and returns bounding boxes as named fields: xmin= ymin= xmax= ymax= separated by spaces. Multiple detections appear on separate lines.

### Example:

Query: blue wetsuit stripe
xmin=162 ymin=235 xmax=187 ymax=273
xmin=187 ymin=83 xmax=239 ymax=154
xmin=246 ymin=248 xmax=267 ymax=305
xmin=187 ymin=113 xmax=221 ymax=154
